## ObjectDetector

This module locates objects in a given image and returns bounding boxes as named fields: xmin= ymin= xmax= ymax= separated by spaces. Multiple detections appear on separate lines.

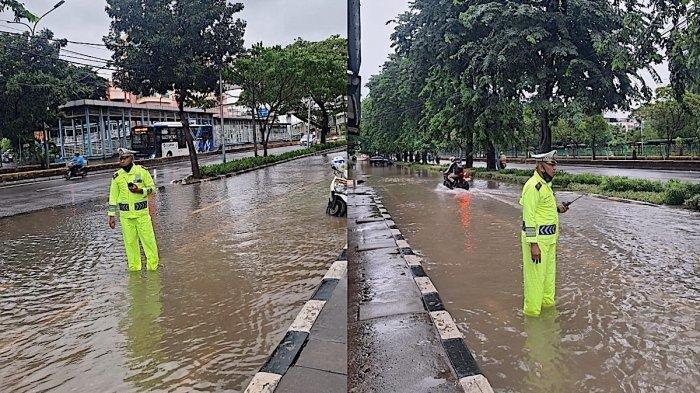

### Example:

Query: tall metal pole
xmin=219 ymin=72 xmax=227 ymax=163
xmin=307 ymin=97 xmax=312 ymax=146
xmin=347 ymin=0 xmax=361 ymax=156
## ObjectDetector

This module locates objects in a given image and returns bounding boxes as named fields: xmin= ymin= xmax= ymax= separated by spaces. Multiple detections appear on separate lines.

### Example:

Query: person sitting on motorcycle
xmin=70 ymin=152 xmax=87 ymax=172
xmin=444 ymin=157 xmax=463 ymax=187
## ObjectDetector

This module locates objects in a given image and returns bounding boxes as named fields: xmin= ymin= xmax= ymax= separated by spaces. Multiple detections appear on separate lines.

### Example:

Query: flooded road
xmin=0 ymin=153 xmax=345 ymax=392
xmin=363 ymin=163 xmax=700 ymax=392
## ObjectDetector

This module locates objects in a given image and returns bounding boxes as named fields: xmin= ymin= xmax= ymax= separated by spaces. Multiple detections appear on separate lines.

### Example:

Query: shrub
xmin=663 ymin=180 xmax=694 ymax=205
xmin=684 ymin=194 xmax=700 ymax=211
xmin=200 ymin=141 xmax=345 ymax=177
xmin=600 ymin=177 xmax=664 ymax=193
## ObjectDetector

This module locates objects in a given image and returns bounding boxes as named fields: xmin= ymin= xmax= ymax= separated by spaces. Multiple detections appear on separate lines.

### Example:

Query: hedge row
xmin=200 ymin=141 xmax=346 ymax=177
xmin=403 ymin=163 xmax=700 ymax=210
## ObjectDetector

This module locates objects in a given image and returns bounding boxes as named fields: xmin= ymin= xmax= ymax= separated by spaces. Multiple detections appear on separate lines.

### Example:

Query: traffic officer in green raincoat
xmin=108 ymin=148 xmax=160 ymax=271
xmin=519 ymin=150 xmax=569 ymax=317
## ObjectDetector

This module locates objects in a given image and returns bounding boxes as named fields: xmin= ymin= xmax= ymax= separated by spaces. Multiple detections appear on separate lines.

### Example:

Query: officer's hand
xmin=128 ymin=183 xmax=143 ymax=194
xmin=108 ymin=216 xmax=116 ymax=229
xmin=557 ymin=203 xmax=569 ymax=213
xmin=530 ymin=243 xmax=541 ymax=264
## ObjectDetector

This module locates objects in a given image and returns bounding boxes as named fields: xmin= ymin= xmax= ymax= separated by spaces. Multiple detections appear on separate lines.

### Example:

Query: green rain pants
xmin=522 ymin=241 xmax=556 ymax=317
xmin=120 ymin=214 xmax=159 ymax=271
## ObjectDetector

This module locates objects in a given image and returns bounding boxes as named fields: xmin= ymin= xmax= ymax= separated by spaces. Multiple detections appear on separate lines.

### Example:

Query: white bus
xmin=131 ymin=122 xmax=214 ymax=158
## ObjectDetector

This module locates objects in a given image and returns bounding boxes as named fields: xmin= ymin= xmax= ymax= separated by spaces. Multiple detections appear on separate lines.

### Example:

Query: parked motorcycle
xmin=326 ymin=156 xmax=347 ymax=217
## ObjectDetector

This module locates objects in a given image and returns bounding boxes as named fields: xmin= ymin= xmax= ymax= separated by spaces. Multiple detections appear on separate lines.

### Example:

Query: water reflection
xmin=522 ymin=308 xmax=571 ymax=392
xmin=121 ymin=272 xmax=164 ymax=390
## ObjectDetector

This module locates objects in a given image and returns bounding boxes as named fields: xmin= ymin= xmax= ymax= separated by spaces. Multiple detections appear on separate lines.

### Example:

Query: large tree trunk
xmin=320 ymin=102 xmax=329 ymax=144
xmin=260 ymin=124 xmax=268 ymax=157
xmin=178 ymin=98 xmax=201 ymax=178
xmin=539 ymin=108 xmax=552 ymax=153
xmin=250 ymin=107 xmax=258 ymax=157
xmin=421 ymin=151 xmax=427 ymax=164
xmin=465 ymin=133 xmax=474 ymax=168
xmin=591 ymin=137 xmax=597 ymax=160
xmin=486 ymin=137 xmax=497 ymax=170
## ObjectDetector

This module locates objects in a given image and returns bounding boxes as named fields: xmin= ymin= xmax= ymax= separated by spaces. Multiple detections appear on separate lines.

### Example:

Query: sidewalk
xmin=347 ymin=182 xmax=462 ymax=392
xmin=275 ymin=275 xmax=347 ymax=392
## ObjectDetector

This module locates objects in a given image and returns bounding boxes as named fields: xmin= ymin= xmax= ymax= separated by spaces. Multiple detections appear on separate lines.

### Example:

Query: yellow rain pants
xmin=120 ymin=214 xmax=159 ymax=271
xmin=521 ymin=241 xmax=556 ymax=317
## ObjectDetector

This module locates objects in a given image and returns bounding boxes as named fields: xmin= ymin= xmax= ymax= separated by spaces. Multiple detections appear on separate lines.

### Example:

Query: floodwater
xmin=363 ymin=163 xmax=700 ymax=392
xmin=0 ymin=153 xmax=346 ymax=392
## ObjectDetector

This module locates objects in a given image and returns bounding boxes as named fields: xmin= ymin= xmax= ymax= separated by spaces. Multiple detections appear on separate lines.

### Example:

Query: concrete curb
xmin=173 ymin=146 xmax=346 ymax=186
xmin=372 ymin=192 xmax=494 ymax=393
xmin=245 ymin=246 xmax=348 ymax=393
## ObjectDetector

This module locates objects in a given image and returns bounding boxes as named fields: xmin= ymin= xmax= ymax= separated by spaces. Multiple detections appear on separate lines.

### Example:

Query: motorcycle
xmin=65 ymin=162 xmax=88 ymax=180
xmin=443 ymin=170 xmax=471 ymax=190
xmin=326 ymin=157 xmax=348 ymax=217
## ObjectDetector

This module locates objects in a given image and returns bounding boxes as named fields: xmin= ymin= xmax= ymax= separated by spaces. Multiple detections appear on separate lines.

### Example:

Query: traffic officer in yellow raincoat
xmin=519 ymin=150 xmax=569 ymax=317
xmin=108 ymin=148 xmax=159 ymax=271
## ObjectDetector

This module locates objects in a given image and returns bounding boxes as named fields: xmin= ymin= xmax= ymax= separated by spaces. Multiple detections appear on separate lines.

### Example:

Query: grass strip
xmin=395 ymin=161 xmax=700 ymax=210
xmin=200 ymin=141 xmax=346 ymax=177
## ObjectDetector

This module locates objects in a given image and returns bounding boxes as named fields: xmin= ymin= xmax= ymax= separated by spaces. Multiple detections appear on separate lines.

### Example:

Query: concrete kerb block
xmin=403 ymin=254 xmax=423 ymax=267
xmin=245 ymin=372 xmax=282 ymax=393
xmin=324 ymin=260 xmax=347 ymax=280
xmin=430 ymin=310 xmax=464 ymax=340
xmin=289 ymin=299 xmax=326 ymax=333
xmin=396 ymin=239 xmax=410 ymax=249
xmin=459 ymin=375 xmax=495 ymax=393
xmin=414 ymin=276 xmax=438 ymax=295
xmin=390 ymin=228 xmax=402 ymax=236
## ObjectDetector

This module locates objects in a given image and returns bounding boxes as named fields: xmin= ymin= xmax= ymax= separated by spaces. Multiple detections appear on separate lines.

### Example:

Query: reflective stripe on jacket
xmin=519 ymin=170 xmax=559 ymax=245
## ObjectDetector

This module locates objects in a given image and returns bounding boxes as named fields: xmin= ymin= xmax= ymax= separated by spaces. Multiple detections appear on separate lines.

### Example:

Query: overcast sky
xmin=0 ymin=0 xmax=345 ymax=79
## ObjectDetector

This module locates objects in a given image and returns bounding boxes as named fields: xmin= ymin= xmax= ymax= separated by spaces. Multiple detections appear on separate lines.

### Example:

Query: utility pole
xmin=219 ymin=72 xmax=227 ymax=163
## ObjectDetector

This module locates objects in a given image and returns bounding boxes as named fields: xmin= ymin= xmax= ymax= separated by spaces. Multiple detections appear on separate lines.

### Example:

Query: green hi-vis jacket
xmin=108 ymin=164 xmax=156 ymax=218
xmin=519 ymin=170 xmax=559 ymax=245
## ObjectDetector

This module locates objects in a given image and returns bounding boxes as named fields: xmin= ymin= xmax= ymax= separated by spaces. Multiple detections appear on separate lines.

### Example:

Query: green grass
xmin=396 ymin=161 xmax=700 ymax=210
xmin=200 ymin=141 xmax=346 ymax=177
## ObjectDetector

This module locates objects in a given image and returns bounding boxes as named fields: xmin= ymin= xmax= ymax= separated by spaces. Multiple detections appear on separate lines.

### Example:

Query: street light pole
xmin=9 ymin=1 xmax=65 ymax=36
xmin=219 ymin=72 xmax=227 ymax=163
xmin=307 ymin=97 xmax=312 ymax=147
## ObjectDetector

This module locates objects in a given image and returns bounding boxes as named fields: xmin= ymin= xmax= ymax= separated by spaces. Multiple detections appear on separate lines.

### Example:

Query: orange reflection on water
xmin=457 ymin=192 xmax=473 ymax=251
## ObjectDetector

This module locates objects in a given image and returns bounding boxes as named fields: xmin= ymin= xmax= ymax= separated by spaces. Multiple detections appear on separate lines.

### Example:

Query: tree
xmin=636 ymin=86 xmax=700 ymax=158
xmin=0 ymin=29 xmax=107 ymax=163
xmin=460 ymin=0 xmax=651 ymax=153
xmin=578 ymin=115 xmax=611 ymax=160
xmin=288 ymin=36 xmax=347 ymax=144
xmin=228 ymin=43 xmax=304 ymax=157
xmin=104 ymin=0 xmax=245 ymax=178
xmin=0 ymin=0 xmax=36 ymax=20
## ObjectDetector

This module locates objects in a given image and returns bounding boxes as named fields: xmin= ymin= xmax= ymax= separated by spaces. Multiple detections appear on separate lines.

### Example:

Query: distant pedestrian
xmin=519 ymin=150 xmax=569 ymax=317
xmin=108 ymin=148 xmax=160 ymax=271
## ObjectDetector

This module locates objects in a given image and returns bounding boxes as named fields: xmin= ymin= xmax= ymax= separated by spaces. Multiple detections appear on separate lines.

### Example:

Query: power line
xmin=0 ymin=22 xmax=111 ymax=47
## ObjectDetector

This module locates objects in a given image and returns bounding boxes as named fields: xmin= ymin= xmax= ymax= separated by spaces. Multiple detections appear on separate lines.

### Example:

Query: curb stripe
xmin=443 ymin=338 xmax=482 ymax=378
xmin=371 ymin=193 xmax=492 ymax=392
xmin=244 ymin=372 xmax=282 ymax=393
xmin=323 ymin=260 xmax=347 ymax=280
xmin=289 ymin=299 xmax=326 ymax=333
xmin=260 ymin=330 xmax=309 ymax=375
xmin=311 ymin=278 xmax=340 ymax=301
xmin=459 ymin=375 xmax=495 ymax=393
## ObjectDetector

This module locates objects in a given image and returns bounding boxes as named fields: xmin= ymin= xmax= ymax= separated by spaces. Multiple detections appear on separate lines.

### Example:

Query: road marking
xmin=288 ymin=299 xmax=325 ymax=333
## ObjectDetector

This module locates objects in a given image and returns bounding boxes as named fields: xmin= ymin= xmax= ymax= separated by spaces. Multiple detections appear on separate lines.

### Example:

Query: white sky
xmin=0 ymin=0 xmax=345 ymax=80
